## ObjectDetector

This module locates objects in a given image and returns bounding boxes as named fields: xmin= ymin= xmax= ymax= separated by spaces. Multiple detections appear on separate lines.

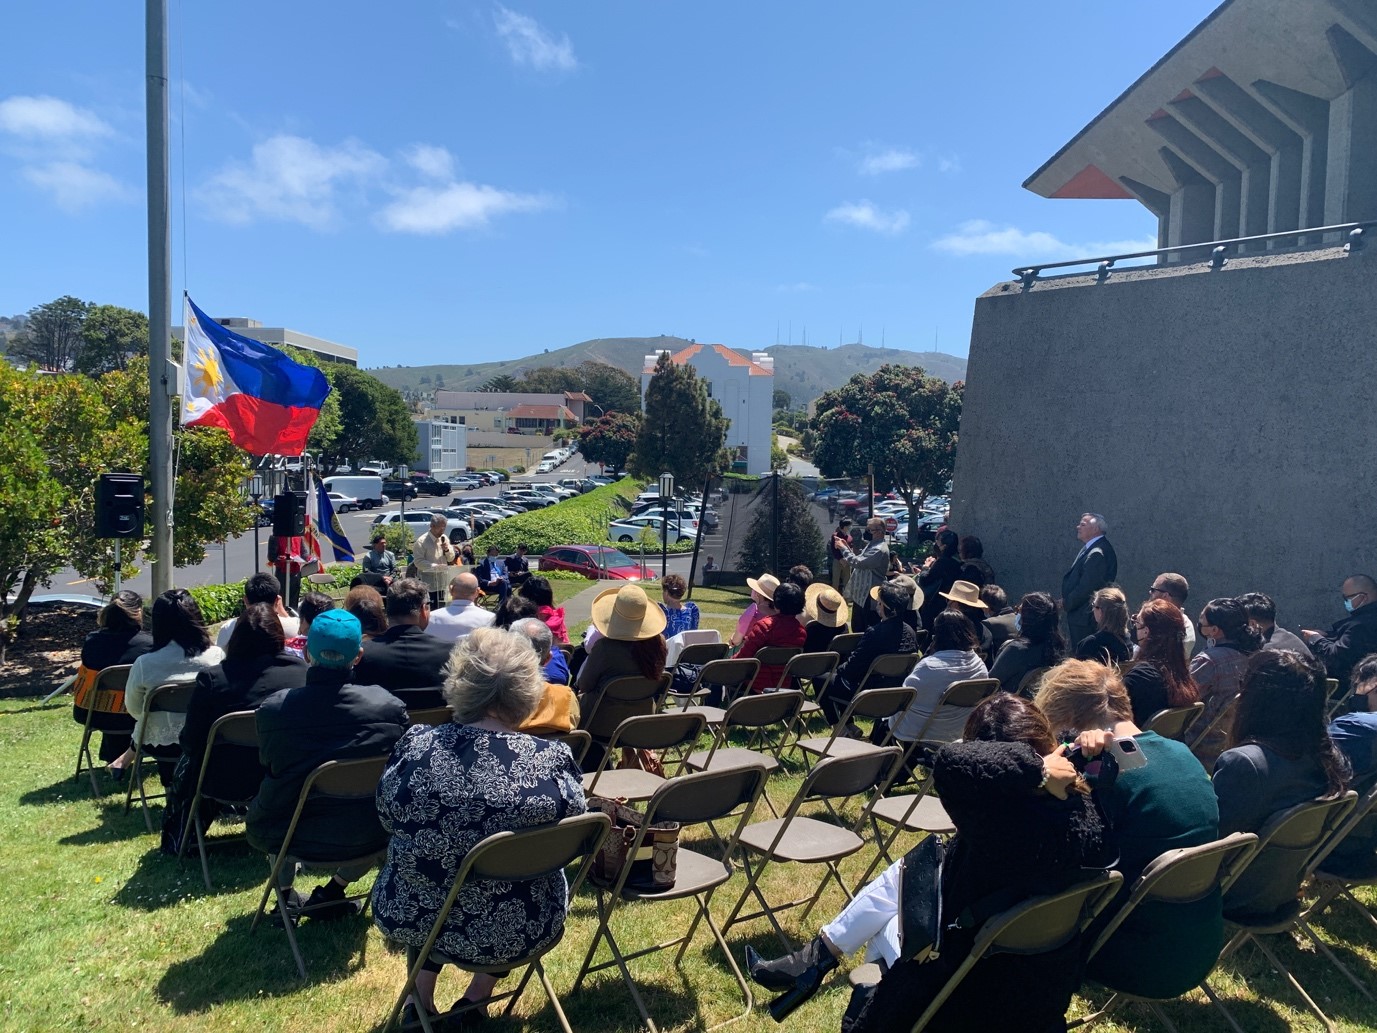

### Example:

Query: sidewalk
xmin=561 ymin=582 xmax=610 ymax=631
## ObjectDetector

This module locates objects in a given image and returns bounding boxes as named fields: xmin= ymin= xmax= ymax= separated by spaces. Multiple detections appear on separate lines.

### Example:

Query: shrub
xmin=188 ymin=581 xmax=246 ymax=625
xmin=474 ymin=479 xmax=644 ymax=554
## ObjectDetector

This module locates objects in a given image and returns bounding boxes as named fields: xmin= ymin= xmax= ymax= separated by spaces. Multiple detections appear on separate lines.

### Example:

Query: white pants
xmin=822 ymin=858 xmax=902 ymax=966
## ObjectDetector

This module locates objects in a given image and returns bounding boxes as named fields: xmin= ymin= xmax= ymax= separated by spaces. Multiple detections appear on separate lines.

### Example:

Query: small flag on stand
xmin=310 ymin=474 xmax=355 ymax=562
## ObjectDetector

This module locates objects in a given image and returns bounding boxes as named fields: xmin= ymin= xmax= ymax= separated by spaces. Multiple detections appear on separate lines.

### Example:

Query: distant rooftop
xmin=643 ymin=344 xmax=775 ymax=376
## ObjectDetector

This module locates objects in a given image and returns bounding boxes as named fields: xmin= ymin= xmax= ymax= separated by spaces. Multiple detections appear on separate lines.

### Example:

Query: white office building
xmin=641 ymin=345 xmax=774 ymax=475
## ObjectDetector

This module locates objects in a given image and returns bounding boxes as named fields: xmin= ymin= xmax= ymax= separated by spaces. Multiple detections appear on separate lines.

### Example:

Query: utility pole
xmin=146 ymin=0 xmax=174 ymax=597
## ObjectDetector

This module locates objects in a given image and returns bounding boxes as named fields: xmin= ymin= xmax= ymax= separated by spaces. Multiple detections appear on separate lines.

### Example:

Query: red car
xmin=539 ymin=545 xmax=657 ymax=582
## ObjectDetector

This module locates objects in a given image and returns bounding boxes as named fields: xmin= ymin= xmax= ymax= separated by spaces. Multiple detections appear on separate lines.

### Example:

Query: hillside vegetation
xmin=368 ymin=336 xmax=967 ymax=408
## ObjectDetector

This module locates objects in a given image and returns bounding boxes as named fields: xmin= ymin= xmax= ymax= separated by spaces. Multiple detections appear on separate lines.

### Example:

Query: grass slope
xmin=367 ymin=338 xmax=967 ymax=408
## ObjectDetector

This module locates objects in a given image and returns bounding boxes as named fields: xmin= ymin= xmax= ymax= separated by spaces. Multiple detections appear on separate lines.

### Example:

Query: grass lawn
xmin=5 ymin=633 xmax=1377 ymax=1030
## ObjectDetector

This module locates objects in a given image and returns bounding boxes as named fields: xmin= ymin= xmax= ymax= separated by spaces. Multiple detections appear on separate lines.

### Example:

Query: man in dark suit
xmin=979 ymin=583 xmax=1019 ymax=656
xmin=353 ymin=578 xmax=455 ymax=709
xmin=475 ymin=545 xmax=511 ymax=606
xmin=821 ymin=580 xmax=919 ymax=727
xmin=1061 ymin=512 xmax=1118 ymax=648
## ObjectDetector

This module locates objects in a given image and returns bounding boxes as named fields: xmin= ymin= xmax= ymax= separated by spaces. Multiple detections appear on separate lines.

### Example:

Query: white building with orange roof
xmin=641 ymin=344 xmax=775 ymax=475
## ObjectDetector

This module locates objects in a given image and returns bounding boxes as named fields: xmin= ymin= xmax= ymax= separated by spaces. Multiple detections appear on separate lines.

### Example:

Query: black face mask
xmin=862 ymin=530 xmax=873 ymax=542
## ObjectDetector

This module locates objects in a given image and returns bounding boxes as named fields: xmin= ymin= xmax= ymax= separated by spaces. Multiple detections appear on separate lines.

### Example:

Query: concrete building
xmin=411 ymin=417 xmax=466 ymax=477
xmin=171 ymin=316 xmax=357 ymax=366
xmin=951 ymin=0 xmax=1377 ymax=631
xmin=642 ymin=345 xmax=774 ymax=475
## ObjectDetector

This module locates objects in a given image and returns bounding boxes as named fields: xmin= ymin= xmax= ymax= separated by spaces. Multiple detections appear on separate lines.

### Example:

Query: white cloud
xmin=197 ymin=134 xmax=386 ymax=229
xmin=405 ymin=143 xmax=456 ymax=180
xmin=858 ymin=147 xmax=918 ymax=176
xmin=776 ymin=282 xmax=818 ymax=293
xmin=0 ymin=95 xmax=112 ymax=140
xmin=932 ymin=219 xmax=1157 ymax=259
xmin=377 ymin=181 xmax=553 ymax=234
xmin=21 ymin=161 xmax=132 ymax=212
xmin=825 ymin=201 xmax=910 ymax=236
xmin=937 ymin=155 xmax=962 ymax=175
xmin=493 ymin=5 xmax=577 ymax=72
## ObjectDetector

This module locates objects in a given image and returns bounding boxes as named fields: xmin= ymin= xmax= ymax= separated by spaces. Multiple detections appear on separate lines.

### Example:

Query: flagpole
xmin=146 ymin=0 xmax=175 ymax=597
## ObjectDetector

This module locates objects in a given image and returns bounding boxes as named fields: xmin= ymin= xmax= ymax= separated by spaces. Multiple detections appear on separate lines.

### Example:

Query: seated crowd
xmin=67 ymin=532 xmax=1377 ymax=1031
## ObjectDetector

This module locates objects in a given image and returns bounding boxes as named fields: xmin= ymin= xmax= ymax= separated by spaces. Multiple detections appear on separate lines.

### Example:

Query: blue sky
xmin=0 ymin=2 xmax=1214 ymax=367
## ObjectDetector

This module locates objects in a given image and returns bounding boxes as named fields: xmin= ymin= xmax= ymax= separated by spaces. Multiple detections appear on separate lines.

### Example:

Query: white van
xmin=321 ymin=474 xmax=385 ymax=509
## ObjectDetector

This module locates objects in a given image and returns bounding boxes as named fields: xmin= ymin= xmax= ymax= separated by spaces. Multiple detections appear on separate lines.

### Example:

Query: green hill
xmin=367 ymin=336 xmax=967 ymax=407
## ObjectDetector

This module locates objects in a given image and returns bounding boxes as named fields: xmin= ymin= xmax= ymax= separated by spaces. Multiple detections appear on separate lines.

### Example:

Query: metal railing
xmin=1011 ymin=220 xmax=1372 ymax=288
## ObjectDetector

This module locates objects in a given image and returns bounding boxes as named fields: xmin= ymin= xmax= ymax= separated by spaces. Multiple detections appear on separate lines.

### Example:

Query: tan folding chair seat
xmin=73 ymin=663 xmax=133 ymax=796
xmin=1199 ymin=793 xmax=1357 ymax=1033
xmin=667 ymin=658 xmax=760 ymax=723
xmin=582 ymin=711 xmax=707 ymax=802
xmin=123 ymin=680 xmax=196 ymax=832
xmin=177 ymin=709 xmax=260 ymax=889
xmin=406 ymin=706 xmax=453 ymax=728
xmin=796 ymin=684 xmax=916 ymax=762
xmin=580 ymin=673 xmax=671 ymax=742
xmin=571 ymin=762 xmax=772 ymax=1033
xmin=722 ymin=747 xmax=902 ymax=951
xmin=382 ymin=811 xmax=612 ymax=1033
xmin=1141 ymin=701 xmax=1205 ymax=741
xmin=686 ymin=690 xmax=805 ymax=777
xmin=249 ymin=754 xmax=391 ymax=979
xmin=903 ymin=871 xmax=1123 ymax=1032
xmin=1299 ymin=781 xmax=1377 ymax=1001
xmin=1067 ymin=833 xmax=1260 ymax=1030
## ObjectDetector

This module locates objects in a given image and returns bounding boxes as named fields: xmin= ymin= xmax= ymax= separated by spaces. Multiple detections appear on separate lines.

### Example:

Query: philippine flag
xmin=180 ymin=296 xmax=331 ymax=456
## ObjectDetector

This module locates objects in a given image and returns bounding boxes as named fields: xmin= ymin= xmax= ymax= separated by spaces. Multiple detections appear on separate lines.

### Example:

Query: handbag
xmin=617 ymin=748 xmax=667 ymax=778
xmin=898 ymin=833 xmax=945 ymax=962
xmin=587 ymin=796 xmax=680 ymax=890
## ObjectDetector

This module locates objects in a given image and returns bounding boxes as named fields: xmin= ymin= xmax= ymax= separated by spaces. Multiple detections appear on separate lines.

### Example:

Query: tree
xmin=479 ymin=374 xmax=520 ymax=392
xmin=576 ymin=361 xmax=641 ymax=414
xmin=811 ymin=364 xmax=963 ymax=532
xmin=772 ymin=388 xmax=792 ymax=411
xmin=736 ymin=476 xmax=823 ymax=578
xmin=630 ymin=353 xmax=730 ymax=488
xmin=317 ymin=365 xmax=418 ymax=473
xmin=579 ymin=412 xmax=641 ymax=472
xmin=76 ymin=304 xmax=148 ymax=375
xmin=9 ymin=296 xmax=89 ymax=371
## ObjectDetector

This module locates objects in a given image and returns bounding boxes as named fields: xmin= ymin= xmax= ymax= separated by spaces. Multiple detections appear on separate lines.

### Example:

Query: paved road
xmin=50 ymin=456 xmax=706 ymax=600
xmin=775 ymin=433 xmax=820 ymax=478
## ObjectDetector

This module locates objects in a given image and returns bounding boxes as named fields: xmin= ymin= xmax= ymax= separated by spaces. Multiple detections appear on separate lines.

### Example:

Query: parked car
xmin=536 ymin=460 xmax=557 ymax=474
xmin=450 ymin=476 xmax=482 ymax=491
xmin=538 ymin=545 xmax=656 ymax=582
xmin=439 ymin=507 xmax=492 ymax=534
xmin=894 ymin=513 xmax=946 ymax=544
xmin=253 ymin=497 xmax=275 ymax=527
xmin=500 ymin=490 xmax=555 ymax=509
xmin=529 ymin=483 xmax=576 ymax=501
xmin=557 ymin=478 xmax=589 ymax=493
xmin=381 ymin=479 xmax=417 ymax=502
xmin=327 ymin=492 xmax=360 ymax=514
xmin=609 ymin=515 xmax=696 ymax=544
xmin=633 ymin=500 xmax=718 ymax=532
xmin=479 ymin=470 xmax=508 ymax=482
xmin=459 ymin=499 xmax=522 ymax=519
xmin=410 ymin=475 xmax=451 ymax=496
xmin=371 ymin=509 xmax=470 ymax=541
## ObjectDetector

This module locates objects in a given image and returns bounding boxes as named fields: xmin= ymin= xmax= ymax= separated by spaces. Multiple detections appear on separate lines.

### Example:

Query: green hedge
xmin=473 ymin=479 xmax=645 ymax=554
xmin=188 ymin=581 xmax=246 ymax=625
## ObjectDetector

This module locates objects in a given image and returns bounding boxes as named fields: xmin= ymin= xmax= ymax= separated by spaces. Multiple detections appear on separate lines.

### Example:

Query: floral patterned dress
xmin=371 ymin=723 xmax=586 ymax=964
xmin=660 ymin=601 xmax=701 ymax=639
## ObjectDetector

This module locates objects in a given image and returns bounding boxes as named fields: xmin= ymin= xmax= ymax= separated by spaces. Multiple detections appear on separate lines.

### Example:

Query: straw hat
xmin=804 ymin=583 xmax=850 ymax=628
xmin=745 ymin=573 xmax=781 ymax=601
xmin=939 ymin=579 xmax=987 ymax=610
xmin=869 ymin=574 xmax=924 ymax=611
xmin=590 ymin=583 xmax=667 ymax=641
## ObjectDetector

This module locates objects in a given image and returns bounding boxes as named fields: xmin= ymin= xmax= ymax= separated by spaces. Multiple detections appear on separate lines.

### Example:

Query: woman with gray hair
xmin=371 ymin=626 xmax=586 ymax=1027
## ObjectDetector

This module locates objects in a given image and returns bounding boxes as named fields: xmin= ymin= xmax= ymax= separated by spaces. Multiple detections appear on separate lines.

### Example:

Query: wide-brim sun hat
xmin=745 ymin=573 xmax=781 ymax=601
xmin=940 ymin=579 xmax=988 ymax=610
xmin=804 ymin=583 xmax=850 ymax=627
xmin=590 ymin=583 xmax=668 ymax=641
xmin=870 ymin=574 xmax=924 ymax=611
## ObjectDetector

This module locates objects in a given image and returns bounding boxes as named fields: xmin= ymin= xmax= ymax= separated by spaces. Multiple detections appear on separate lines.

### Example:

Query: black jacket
xmin=1074 ymin=630 xmax=1133 ymax=667
xmin=836 ymin=616 xmax=918 ymax=693
xmin=983 ymin=609 xmax=1018 ymax=656
xmin=80 ymin=627 xmax=154 ymax=670
xmin=848 ymin=740 xmax=1107 ymax=1033
xmin=355 ymin=623 xmax=454 ymax=708
xmin=1311 ymin=603 xmax=1377 ymax=688
xmin=1061 ymin=537 xmax=1118 ymax=634
xmin=180 ymin=652 xmax=308 ymax=801
xmin=247 ymin=666 xmax=408 ymax=858
xmin=918 ymin=554 xmax=962 ymax=629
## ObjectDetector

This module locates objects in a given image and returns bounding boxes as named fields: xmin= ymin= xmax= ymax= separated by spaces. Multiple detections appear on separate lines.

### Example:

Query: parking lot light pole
xmin=659 ymin=472 xmax=674 ymax=580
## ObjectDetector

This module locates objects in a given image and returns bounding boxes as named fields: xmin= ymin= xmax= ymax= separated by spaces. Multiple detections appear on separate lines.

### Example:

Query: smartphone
xmin=1107 ymin=736 xmax=1148 ymax=771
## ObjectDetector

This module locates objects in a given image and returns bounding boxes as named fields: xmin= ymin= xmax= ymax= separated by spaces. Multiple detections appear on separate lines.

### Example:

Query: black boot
xmin=745 ymin=936 xmax=837 ymax=991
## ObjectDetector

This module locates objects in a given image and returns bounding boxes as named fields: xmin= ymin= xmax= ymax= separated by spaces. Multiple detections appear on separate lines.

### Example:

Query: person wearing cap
xmin=833 ymin=517 xmax=890 ymax=634
xmin=738 ymin=582 xmax=808 ymax=691
xmin=575 ymin=584 xmax=669 ymax=765
xmin=939 ymin=580 xmax=993 ymax=655
xmin=803 ymin=583 xmax=851 ymax=653
xmin=355 ymin=578 xmax=455 ymax=710
xmin=822 ymin=579 xmax=920 ymax=727
xmin=247 ymin=609 xmax=408 ymax=921
xmin=361 ymin=533 xmax=399 ymax=587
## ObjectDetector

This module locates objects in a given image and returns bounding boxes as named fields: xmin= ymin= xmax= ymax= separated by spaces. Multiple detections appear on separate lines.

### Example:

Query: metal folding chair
xmin=1141 ymin=701 xmax=1205 ymax=741
xmin=572 ymin=762 xmax=771 ymax=1033
xmin=685 ymin=690 xmax=805 ymax=815
xmin=752 ymin=646 xmax=802 ymax=688
xmin=583 ymin=711 xmax=707 ymax=802
xmin=1068 ymin=833 xmax=1260 ymax=1030
xmin=901 ymin=871 xmax=1123 ymax=1032
xmin=795 ymin=685 xmax=916 ymax=762
xmin=721 ymin=747 xmax=903 ymax=951
xmin=665 ymin=658 xmax=760 ymax=723
xmin=177 ymin=709 xmax=260 ymax=889
xmin=123 ymin=680 xmax=196 ymax=832
xmin=406 ymin=706 xmax=454 ymax=728
xmin=828 ymin=632 xmax=864 ymax=659
xmin=249 ymin=754 xmax=391 ymax=980
xmin=1324 ymin=677 xmax=1355 ymax=719
xmin=580 ymin=673 xmax=672 ymax=742
xmin=1201 ymin=792 xmax=1357 ymax=1033
xmin=553 ymin=729 xmax=593 ymax=767
xmin=815 ymin=650 xmax=917 ymax=730
xmin=1016 ymin=665 xmax=1050 ymax=699
xmin=674 ymin=641 xmax=731 ymax=668
xmin=776 ymin=650 xmax=840 ymax=738
xmin=1188 ymin=691 xmax=1240 ymax=753
xmin=382 ymin=811 xmax=612 ymax=1033
xmin=72 ymin=663 xmax=133 ymax=796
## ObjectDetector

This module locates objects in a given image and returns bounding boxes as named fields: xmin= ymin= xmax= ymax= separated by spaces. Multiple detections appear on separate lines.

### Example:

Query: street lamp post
xmin=658 ymin=472 xmax=674 ymax=580
xmin=247 ymin=474 xmax=265 ymax=572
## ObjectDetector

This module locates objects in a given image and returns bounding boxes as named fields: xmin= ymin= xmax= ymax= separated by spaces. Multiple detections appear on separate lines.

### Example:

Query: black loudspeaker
xmin=272 ymin=491 xmax=307 ymax=537
xmin=95 ymin=473 xmax=145 ymax=538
